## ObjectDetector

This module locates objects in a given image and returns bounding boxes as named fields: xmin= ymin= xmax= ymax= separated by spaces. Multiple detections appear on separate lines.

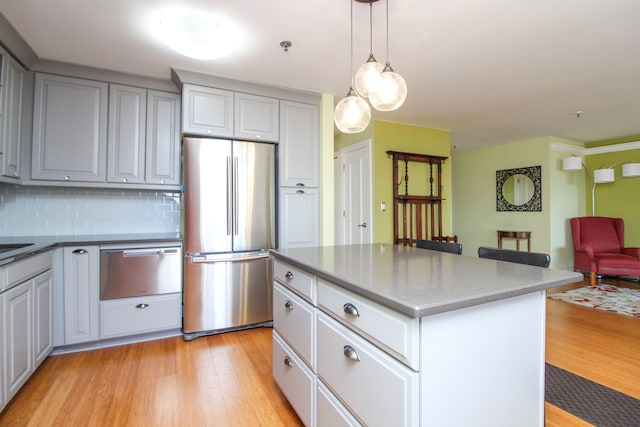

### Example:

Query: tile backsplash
xmin=0 ymin=184 xmax=182 ymax=237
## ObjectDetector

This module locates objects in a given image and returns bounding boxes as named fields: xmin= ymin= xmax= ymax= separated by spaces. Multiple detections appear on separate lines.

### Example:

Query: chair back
xmin=477 ymin=246 xmax=550 ymax=267
xmin=570 ymin=216 xmax=624 ymax=254
xmin=417 ymin=239 xmax=463 ymax=255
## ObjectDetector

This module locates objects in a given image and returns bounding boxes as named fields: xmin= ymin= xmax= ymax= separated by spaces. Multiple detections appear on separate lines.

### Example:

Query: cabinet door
xmin=63 ymin=246 xmax=99 ymax=344
xmin=1 ymin=53 xmax=25 ymax=179
xmin=33 ymin=270 xmax=53 ymax=367
xmin=279 ymin=187 xmax=319 ymax=248
xmin=107 ymin=84 xmax=146 ymax=184
xmin=146 ymin=90 xmax=181 ymax=185
xmin=32 ymin=73 xmax=108 ymax=182
xmin=279 ymin=101 xmax=319 ymax=187
xmin=4 ymin=281 xmax=33 ymax=401
xmin=234 ymin=92 xmax=279 ymax=142
xmin=182 ymin=84 xmax=233 ymax=137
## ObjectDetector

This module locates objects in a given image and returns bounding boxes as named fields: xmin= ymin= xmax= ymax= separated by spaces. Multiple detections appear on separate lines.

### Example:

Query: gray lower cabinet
xmin=62 ymin=246 xmax=100 ymax=345
xmin=0 ymin=251 xmax=53 ymax=410
xmin=32 ymin=73 xmax=108 ymax=183
xmin=0 ymin=47 xmax=27 ymax=181
xmin=107 ymin=85 xmax=181 ymax=186
xmin=279 ymin=187 xmax=320 ymax=249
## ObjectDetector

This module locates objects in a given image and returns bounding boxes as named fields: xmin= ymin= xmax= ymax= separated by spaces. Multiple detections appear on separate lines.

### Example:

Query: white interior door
xmin=335 ymin=140 xmax=373 ymax=245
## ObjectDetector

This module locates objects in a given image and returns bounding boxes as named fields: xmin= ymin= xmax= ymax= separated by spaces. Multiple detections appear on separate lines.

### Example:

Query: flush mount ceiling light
xmin=334 ymin=0 xmax=371 ymax=133
xmin=156 ymin=7 xmax=241 ymax=60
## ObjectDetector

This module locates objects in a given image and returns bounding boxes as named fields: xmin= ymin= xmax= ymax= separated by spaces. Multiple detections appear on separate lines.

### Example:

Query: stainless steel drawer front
xmin=100 ymin=246 xmax=182 ymax=300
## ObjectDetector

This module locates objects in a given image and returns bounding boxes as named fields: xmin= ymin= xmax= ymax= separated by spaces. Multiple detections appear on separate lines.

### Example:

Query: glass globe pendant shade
xmin=354 ymin=54 xmax=384 ymax=98
xmin=334 ymin=86 xmax=371 ymax=133
xmin=369 ymin=63 xmax=407 ymax=111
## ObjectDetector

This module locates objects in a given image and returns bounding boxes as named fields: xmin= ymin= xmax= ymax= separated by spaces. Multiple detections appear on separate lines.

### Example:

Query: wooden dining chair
xmin=478 ymin=246 xmax=550 ymax=267
xmin=416 ymin=239 xmax=463 ymax=255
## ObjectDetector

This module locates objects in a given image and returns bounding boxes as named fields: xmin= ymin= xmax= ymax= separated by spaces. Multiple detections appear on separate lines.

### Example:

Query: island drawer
xmin=317 ymin=278 xmax=419 ymax=370
xmin=317 ymin=312 xmax=419 ymax=427
xmin=273 ymin=331 xmax=315 ymax=427
xmin=317 ymin=380 xmax=363 ymax=427
xmin=100 ymin=292 xmax=181 ymax=338
xmin=273 ymin=259 xmax=315 ymax=302
xmin=273 ymin=282 xmax=316 ymax=369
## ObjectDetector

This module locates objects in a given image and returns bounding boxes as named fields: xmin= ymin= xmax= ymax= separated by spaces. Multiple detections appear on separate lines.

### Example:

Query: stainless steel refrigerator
xmin=183 ymin=137 xmax=275 ymax=341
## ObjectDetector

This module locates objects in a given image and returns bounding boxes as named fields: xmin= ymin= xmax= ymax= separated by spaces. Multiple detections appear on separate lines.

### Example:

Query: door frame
xmin=334 ymin=139 xmax=373 ymax=245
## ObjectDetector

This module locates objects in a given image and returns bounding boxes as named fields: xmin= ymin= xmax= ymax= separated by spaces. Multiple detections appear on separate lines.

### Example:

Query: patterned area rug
xmin=548 ymin=284 xmax=640 ymax=318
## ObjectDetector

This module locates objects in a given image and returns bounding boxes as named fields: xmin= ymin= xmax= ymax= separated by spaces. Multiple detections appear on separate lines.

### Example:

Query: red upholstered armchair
xmin=570 ymin=216 xmax=640 ymax=285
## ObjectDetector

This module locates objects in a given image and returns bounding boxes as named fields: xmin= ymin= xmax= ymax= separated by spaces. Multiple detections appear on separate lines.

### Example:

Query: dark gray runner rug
xmin=546 ymin=363 xmax=640 ymax=426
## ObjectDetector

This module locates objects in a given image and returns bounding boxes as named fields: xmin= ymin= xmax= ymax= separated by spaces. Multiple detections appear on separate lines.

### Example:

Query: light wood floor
xmin=1 ymin=277 xmax=638 ymax=426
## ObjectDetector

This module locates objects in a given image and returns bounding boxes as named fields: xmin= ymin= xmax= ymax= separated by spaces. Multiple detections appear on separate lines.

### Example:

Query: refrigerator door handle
xmin=233 ymin=156 xmax=239 ymax=236
xmin=226 ymin=156 xmax=233 ymax=236
xmin=189 ymin=252 xmax=270 ymax=264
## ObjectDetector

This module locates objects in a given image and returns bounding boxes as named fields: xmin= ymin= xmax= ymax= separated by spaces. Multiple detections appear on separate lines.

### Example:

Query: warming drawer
xmin=100 ymin=245 xmax=182 ymax=300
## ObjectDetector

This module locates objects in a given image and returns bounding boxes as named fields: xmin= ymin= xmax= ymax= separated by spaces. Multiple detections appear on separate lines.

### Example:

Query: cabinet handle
xmin=284 ymin=301 xmax=294 ymax=310
xmin=64 ymin=176 xmax=71 ymax=181
xmin=358 ymin=222 xmax=367 ymax=228
xmin=72 ymin=249 xmax=87 ymax=255
xmin=295 ymin=183 xmax=305 ymax=187
xmin=285 ymin=271 xmax=294 ymax=280
xmin=284 ymin=356 xmax=294 ymax=367
xmin=296 ymin=190 xmax=305 ymax=194
xmin=343 ymin=345 xmax=360 ymax=362
xmin=136 ymin=303 xmax=149 ymax=309
xmin=122 ymin=178 xmax=128 ymax=183
xmin=343 ymin=302 xmax=360 ymax=317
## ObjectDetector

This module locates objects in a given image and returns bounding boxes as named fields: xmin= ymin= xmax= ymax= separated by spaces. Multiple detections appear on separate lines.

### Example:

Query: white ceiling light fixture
xmin=156 ymin=6 xmax=241 ymax=60
xmin=334 ymin=0 xmax=371 ymax=134
xmin=354 ymin=0 xmax=384 ymax=99
xmin=368 ymin=0 xmax=407 ymax=111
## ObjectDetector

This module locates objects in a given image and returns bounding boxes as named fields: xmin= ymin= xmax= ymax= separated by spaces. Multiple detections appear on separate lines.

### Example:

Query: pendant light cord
xmin=350 ymin=0 xmax=355 ymax=85
xmin=385 ymin=0 xmax=390 ymax=63
xmin=369 ymin=2 xmax=373 ymax=54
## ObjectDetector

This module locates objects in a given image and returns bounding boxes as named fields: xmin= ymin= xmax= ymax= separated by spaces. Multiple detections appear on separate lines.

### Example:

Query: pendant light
xmin=369 ymin=0 xmax=407 ymax=111
xmin=354 ymin=0 xmax=383 ymax=98
xmin=334 ymin=0 xmax=371 ymax=133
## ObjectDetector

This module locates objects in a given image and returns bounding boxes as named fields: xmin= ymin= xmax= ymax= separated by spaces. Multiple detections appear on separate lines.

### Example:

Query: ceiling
xmin=1 ymin=0 xmax=640 ymax=152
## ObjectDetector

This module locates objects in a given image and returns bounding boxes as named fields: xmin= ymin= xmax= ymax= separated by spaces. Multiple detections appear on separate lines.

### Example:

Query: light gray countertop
xmin=0 ymin=232 xmax=182 ymax=266
xmin=271 ymin=244 xmax=583 ymax=318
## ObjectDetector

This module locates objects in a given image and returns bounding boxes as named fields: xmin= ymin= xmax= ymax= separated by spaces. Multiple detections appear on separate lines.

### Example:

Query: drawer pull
xmin=343 ymin=302 xmax=360 ymax=317
xmin=284 ymin=356 xmax=294 ymax=367
xmin=284 ymin=271 xmax=294 ymax=279
xmin=284 ymin=301 xmax=294 ymax=310
xmin=343 ymin=345 xmax=360 ymax=362
xmin=135 ymin=303 xmax=149 ymax=309
xmin=72 ymin=249 xmax=87 ymax=255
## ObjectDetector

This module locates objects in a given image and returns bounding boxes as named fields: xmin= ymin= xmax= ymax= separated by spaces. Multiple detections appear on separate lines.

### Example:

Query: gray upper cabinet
xmin=107 ymin=86 xmax=180 ymax=186
xmin=107 ymin=84 xmax=146 ymax=184
xmin=32 ymin=73 xmax=108 ymax=182
xmin=182 ymin=84 xmax=233 ymax=137
xmin=145 ymin=90 xmax=180 ymax=185
xmin=279 ymin=101 xmax=319 ymax=188
xmin=234 ymin=92 xmax=279 ymax=142
xmin=0 ymin=49 xmax=26 ymax=181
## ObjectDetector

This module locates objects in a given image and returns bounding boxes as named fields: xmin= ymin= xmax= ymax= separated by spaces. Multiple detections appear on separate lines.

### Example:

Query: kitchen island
xmin=270 ymin=244 xmax=583 ymax=427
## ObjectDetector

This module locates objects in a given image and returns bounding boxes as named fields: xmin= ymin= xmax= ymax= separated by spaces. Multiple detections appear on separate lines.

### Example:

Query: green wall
xmin=335 ymin=120 xmax=452 ymax=244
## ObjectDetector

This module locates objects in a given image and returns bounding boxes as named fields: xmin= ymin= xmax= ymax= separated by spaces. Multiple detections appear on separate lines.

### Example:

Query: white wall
xmin=0 ymin=185 xmax=181 ymax=236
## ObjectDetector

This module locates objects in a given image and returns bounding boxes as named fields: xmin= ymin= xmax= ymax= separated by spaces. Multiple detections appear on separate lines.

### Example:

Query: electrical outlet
xmin=380 ymin=202 xmax=386 ymax=212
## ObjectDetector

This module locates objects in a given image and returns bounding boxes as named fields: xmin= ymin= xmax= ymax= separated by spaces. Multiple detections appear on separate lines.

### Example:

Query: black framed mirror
xmin=496 ymin=165 xmax=541 ymax=211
